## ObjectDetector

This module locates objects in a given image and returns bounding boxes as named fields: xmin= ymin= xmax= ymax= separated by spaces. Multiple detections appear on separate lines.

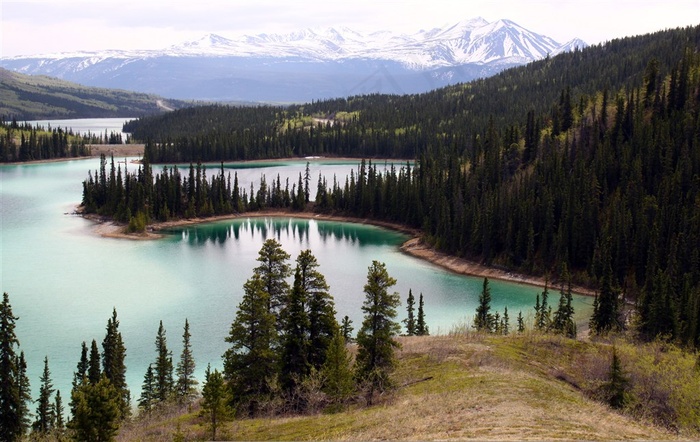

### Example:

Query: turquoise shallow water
xmin=0 ymin=155 xmax=592 ymax=407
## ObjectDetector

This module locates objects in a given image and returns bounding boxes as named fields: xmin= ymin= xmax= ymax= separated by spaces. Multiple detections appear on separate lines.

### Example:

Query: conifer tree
xmin=279 ymin=267 xmax=311 ymax=396
xmin=341 ymin=316 xmax=354 ymax=343
xmin=223 ymin=274 xmax=277 ymax=415
xmin=138 ymin=364 xmax=156 ymax=413
xmin=254 ymin=238 xmax=291 ymax=317
xmin=590 ymin=264 xmax=622 ymax=334
xmin=0 ymin=292 xmax=23 ymax=441
xmin=69 ymin=377 xmax=121 ymax=441
xmin=474 ymin=278 xmax=494 ymax=332
xmin=201 ymin=364 xmax=230 ymax=441
xmin=321 ymin=329 xmax=355 ymax=405
xmin=416 ymin=293 xmax=429 ymax=336
xmin=355 ymin=261 xmax=401 ymax=403
xmin=175 ymin=319 xmax=198 ymax=404
xmin=534 ymin=282 xmax=551 ymax=332
xmin=33 ymin=356 xmax=55 ymax=434
xmin=517 ymin=311 xmax=525 ymax=333
xmin=102 ymin=308 xmax=129 ymax=417
xmin=605 ymin=346 xmax=630 ymax=409
xmin=88 ymin=339 xmax=101 ymax=384
xmin=552 ymin=269 xmax=577 ymax=338
xmin=502 ymin=307 xmax=510 ymax=335
xmin=54 ymin=390 xmax=65 ymax=435
xmin=16 ymin=352 xmax=32 ymax=436
xmin=153 ymin=321 xmax=174 ymax=403
xmin=403 ymin=289 xmax=416 ymax=336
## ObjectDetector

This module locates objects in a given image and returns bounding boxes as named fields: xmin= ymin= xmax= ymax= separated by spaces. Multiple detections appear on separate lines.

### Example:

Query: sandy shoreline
xmin=82 ymin=209 xmax=596 ymax=297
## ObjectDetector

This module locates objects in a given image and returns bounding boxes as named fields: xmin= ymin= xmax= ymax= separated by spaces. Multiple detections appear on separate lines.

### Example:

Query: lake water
xmin=0 ymin=120 xmax=593 ymax=409
xmin=21 ymin=117 xmax=132 ymax=137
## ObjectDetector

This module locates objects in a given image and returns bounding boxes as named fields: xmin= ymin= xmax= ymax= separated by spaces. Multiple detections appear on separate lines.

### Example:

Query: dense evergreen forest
xmin=92 ymin=25 xmax=700 ymax=348
xmin=0 ymin=120 xmax=97 ymax=162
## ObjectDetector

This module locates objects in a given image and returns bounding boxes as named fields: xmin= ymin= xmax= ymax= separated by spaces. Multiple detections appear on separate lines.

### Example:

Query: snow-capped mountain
xmin=1 ymin=18 xmax=586 ymax=102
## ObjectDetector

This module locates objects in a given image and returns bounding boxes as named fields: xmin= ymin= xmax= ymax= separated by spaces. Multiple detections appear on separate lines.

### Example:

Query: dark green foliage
xmin=279 ymin=267 xmax=311 ymax=396
xmin=254 ymin=239 xmax=292 ymax=318
xmin=517 ymin=311 xmax=525 ymax=333
xmin=321 ymin=329 xmax=355 ymax=405
xmin=137 ymin=364 xmax=156 ymax=414
xmin=0 ymin=120 xmax=91 ymax=163
xmin=152 ymin=321 xmax=174 ymax=404
xmin=590 ymin=265 xmax=622 ymax=335
xmin=102 ymin=308 xmax=130 ymax=418
xmin=534 ymin=283 xmax=551 ymax=332
xmin=355 ymin=261 xmax=401 ymax=403
xmin=88 ymin=339 xmax=101 ymax=385
xmin=0 ymin=292 xmax=23 ymax=441
xmin=605 ymin=347 xmax=630 ymax=409
xmin=201 ymin=364 xmax=231 ymax=441
xmin=416 ymin=293 xmax=429 ymax=336
xmin=69 ymin=377 xmax=121 ymax=442
xmin=175 ymin=319 xmax=198 ymax=404
xmin=32 ymin=356 xmax=55 ymax=434
xmin=54 ymin=390 xmax=65 ymax=434
xmin=403 ymin=289 xmax=416 ymax=336
xmin=474 ymin=278 xmax=494 ymax=332
xmin=552 ymin=274 xmax=577 ymax=338
xmin=341 ymin=316 xmax=354 ymax=343
xmin=16 ymin=352 xmax=31 ymax=436
xmin=223 ymin=274 xmax=277 ymax=416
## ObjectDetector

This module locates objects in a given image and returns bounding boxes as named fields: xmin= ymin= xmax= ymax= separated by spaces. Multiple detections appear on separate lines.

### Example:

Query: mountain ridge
xmin=1 ymin=18 xmax=586 ymax=102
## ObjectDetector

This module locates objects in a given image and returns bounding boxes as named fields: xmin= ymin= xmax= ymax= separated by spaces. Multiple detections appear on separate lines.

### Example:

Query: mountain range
xmin=1 ymin=18 xmax=586 ymax=102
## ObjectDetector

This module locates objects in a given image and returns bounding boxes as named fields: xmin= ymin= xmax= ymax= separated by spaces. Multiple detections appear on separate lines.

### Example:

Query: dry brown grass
xmin=118 ymin=333 xmax=689 ymax=441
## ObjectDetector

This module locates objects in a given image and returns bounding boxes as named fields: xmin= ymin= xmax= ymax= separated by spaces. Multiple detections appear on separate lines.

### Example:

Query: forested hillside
xmin=0 ymin=68 xmax=186 ymax=120
xmin=95 ymin=25 xmax=700 ymax=347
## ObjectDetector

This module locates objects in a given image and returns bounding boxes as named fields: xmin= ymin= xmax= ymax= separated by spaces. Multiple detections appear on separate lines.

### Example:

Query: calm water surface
xmin=1 ymin=131 xmax=593 ymax=406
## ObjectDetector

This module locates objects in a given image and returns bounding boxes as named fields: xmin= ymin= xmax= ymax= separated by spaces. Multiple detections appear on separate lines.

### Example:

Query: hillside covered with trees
xmin=104 ymin=25 xmax=700 ymax=348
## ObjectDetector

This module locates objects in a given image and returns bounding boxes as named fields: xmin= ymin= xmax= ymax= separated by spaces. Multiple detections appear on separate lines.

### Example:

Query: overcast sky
xmin=2 ymin=0 xmax=699 ymax=57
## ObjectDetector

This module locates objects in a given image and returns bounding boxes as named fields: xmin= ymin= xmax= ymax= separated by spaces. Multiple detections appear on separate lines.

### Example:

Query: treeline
xmin=0 ymin=238 xmax=431 ymax=440
xmin=0 ymin=120 xmax=92 ymax=162
xmin=122 ymin=26 xmax=700 ymax=163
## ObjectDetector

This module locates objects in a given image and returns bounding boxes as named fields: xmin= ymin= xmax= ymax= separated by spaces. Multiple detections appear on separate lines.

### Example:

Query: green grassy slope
xmin=0 ymin=68 xmax=187 ymax=120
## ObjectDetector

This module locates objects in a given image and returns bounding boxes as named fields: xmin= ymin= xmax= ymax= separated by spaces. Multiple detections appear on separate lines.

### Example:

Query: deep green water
xmin=1 ymin=154 xmax=593 ymax=407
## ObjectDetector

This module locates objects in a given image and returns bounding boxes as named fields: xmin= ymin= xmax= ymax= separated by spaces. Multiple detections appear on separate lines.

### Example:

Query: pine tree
xmin=88 ymin=339 xmax=101 ymax=384
xmin=590 ymin=264 xmax=621 ymax=334
xmin=340 ymin=316 xmax=354 ymax=343
xmin=279 ymin=267 xmax=311 ymax=396
xmin=254 ymin=238 xmax=291 ymax=318
xmin=321 ymin=329 xmax=355 ymax=405
xmin=102 ymin=308 xmax=130 ymax=417
xmin=0 ymin=292 xmax=23 ymax=441
xmin=605 ymin=346 xmax=630 ymax=409
xmin=54 ymin=390 xmax=65 ymax=435
xmin=175 ymin=319 xmax=198 ymax=405
xmin=502 ymin=307 xmax=510 ymax=335
xmin=474 ymin=278 xmax=494 ymax=332
xmin=552 ymin=269 xmax=577 ymax=338
xmin=69 ymin=377 xmax=121 ymax=441
xmin=403 ymin=289 xmax=416 ymax=336
xmin=33 ymin=356 xmax=55 ymax=434
xmin=416 ymin=293 xmax=429 ymax=336
xmin=534 ymin=282 xmax=551 ymax=332
xmin=137 ymin=364 xmax=156 ymax=413
xmin=16 ymin=351 xmax=32 ymax=436
xmin=355 ymin=261 xmax=401 ymax=404
xmin=200 ymin=364 xmax=230 ymax=441
xmin=517 ymin=311 xmax=525 ymax=333
xmin=223 ymin=274 xmax=277 ymax=416
xmin=153 ymin=321 xmax=174 ymax=403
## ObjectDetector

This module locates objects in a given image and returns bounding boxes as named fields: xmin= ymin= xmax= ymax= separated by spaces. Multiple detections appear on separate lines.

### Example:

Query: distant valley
xmin=1 ymin=18 xmax=585 ymax=102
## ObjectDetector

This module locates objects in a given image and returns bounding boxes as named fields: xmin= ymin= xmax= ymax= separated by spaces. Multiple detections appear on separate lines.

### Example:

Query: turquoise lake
xmin=0 ymin=130 xmax=593 ymax=406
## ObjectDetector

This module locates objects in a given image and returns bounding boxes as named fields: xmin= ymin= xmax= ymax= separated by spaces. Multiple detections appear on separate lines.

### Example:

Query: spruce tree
xmin=605 ymin=346 xmax=630 ymax=409
xmin=416 ymin=293 xmax=429 ymax=336
xmin=138 ymin=364 xmax=156 ymax=413
xmin=340 ymin=316 xmax=354 ymax=343
xmin=517 ymin=311 xmax=525 ymax=333
xmin=223 ymin=274 xmax=277 ymax=416
xmin=0 ymin=292 xmax=22 ymax=441
xmin=279 ymin=267 xmax=311 ymax=396
xmin=54 ymin=390 xmax=65 ymax=435
xmin=355 ymin=261 xmax=401 ymax=403
xmin=254 ymin=238 xmax=291 ymax=317
xmin=16 ymin=352 xmax=32 ymax=436
xmin=201 ymin=364 xmax=230 ymax=441
xmin=33 ymin=356 xmax=55 ymax=434
xmin=321 ymin=329 xmax=355 ymax=405
xmin=403 ymin=289 xmax=416 ymax=336
xmin=474 ymin=278 xmax=494 ymax=332
xmin=69 ymin=377 xmax=121 ymax=441
xmin=88 ymin=339 xmax=101 ymax=384
xmin=153 ymin=321 xmax=174 ymax=403
xmin=552 ymin=270 xmax=577 ymax=338
xmin=102 ymin=308 xmax=129 ymax=417
xmin=175 ymin=319 xmax=198 ymax=405
xmin=590 ymin=264 xmax=621 ymax=334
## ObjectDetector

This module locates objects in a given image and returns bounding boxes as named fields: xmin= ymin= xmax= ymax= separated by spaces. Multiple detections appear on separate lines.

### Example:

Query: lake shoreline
xmin=81 ymin=208 xmax=596 ymax=297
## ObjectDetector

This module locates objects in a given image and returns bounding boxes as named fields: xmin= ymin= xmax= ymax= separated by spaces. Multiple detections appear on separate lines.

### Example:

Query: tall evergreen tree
xmin=605 ymin=346 xmax=630 ymax=409
xmin=517 ymin=311 xmax=525 ymax=333
xmin=88 ymin=339 xmax=101 ymax=385
xmin=102 ymin=308 xmax=129 ymax=417
xmin=175 ymin=319 xmax=198 ymax=404
xmin=16 ymin=352 xmax=32 ymax=437
xmin=552 ymin=269 xmax=577 ymax=338
xmin=223 ymin=274 xmax=277 ymax=416
xmin=279 ymin=267 xmax=311 ymax=396
xmin=321 ymin=329 xmax=355 ymax=405
xmin=341 ymin=316 xmax=354 ymax=343
xmin=153 ymin=321 xmax=174 ymax=403
xmin=69 ymin=377 xmax=121 ymax=442
xmin=590 ymin=264 xmax=622 ymax=334
xmin=0 ymin=292 xmax=22 ymax=441
xmin=201 ymin=364 xmax=230 ymax=441
xmin=254 ymin=238 xmax=291 ymax=317
xmin=474 ymin=278 xmax=494 ymax=332
xmin=54 ymin=390 xmax=65 ymax=436
xmin=137 ymin=364 xmax=156 ymax=414
xmin=403 ymin=289 xmax=416 ymax=336
xmin=416 ymin=293 xmax=429 ymax=336
xmin=33 ymin=356 xmax=55 ymax=434
xmin=355 ymin=261 xmax=401 ymax=404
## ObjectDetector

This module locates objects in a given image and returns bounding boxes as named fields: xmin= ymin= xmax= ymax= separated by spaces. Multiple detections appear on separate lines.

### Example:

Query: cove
xmin=1 ymin=156 xmax=593 ymax=407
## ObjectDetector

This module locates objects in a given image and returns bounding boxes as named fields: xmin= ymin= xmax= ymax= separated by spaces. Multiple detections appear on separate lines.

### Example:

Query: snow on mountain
xmin=7 ymin=18 xmax=581 ymax=68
